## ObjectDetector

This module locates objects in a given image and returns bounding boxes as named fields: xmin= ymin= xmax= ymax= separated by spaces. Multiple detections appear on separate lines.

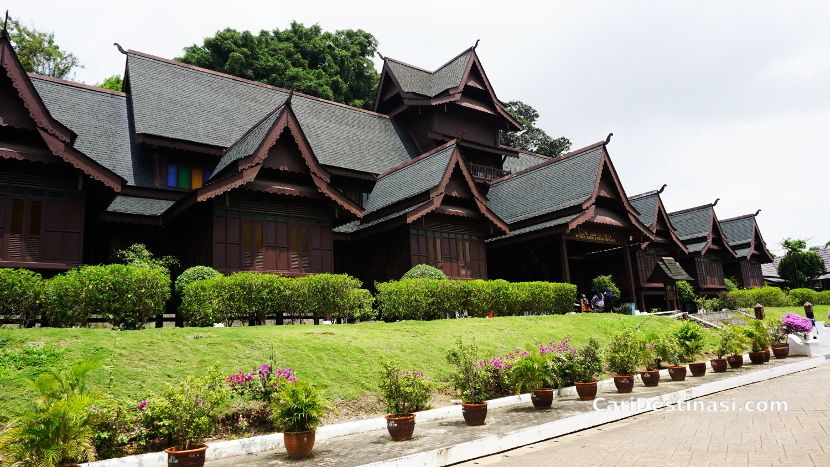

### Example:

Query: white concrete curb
xmin=83 ymin=354 xmax=812 ymax=467
xmin=362 ymin=355 xmax=828 ymax=467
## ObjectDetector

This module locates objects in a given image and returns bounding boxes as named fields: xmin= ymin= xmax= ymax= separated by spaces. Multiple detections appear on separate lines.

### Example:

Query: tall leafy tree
xmin=7 ymin=18 xmax=80 ymax=78
xmin=96 ymin=74 xmax=123 ymax=92
xmin=777 ymin=238 xmax=826 ymax=289
xmin=499 ymin=100 xmax=571 ymax=157
xmin=178 ymin=22 xmax=379 ymax=109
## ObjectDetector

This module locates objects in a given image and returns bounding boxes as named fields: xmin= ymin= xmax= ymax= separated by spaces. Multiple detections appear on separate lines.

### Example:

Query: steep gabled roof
xmin=502 ymin=151 xmax=550 ymax=174
xmin=384 ymin=50 xmax=473 ymax=98
xmin=629 ymin=187 xmax=688 ymax=253
xmin=668 ymin=203 xmax=737 ymax=257
xmin=194 ymin=103 xmax=363 ymax=218
xmin=125 ymin=51 xmax=413 ymax=174
xmin=344 ymin=141 xmax=508 ymax=233
xmin=720 ymin=212 xmax=774 ymax=262
xmin=0 ymin=37 xmax=123 ymax=190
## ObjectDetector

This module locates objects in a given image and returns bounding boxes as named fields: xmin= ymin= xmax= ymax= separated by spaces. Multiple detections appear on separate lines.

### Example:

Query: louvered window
xmin=5 ymin=198 xmax=43 ymax=261
xmin=241 ymin=221 xmax=265 ymax=269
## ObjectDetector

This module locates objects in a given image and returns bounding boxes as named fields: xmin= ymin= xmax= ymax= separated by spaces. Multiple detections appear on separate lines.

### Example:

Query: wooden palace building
xmin=0 ymin=29 xmax=775 ymax=311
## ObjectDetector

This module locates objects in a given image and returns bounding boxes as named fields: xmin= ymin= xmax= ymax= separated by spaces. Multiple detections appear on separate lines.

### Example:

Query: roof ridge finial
xmin=473 ymin=39 xmax=480 ymax=50
xmin=712 ymin=198 xmax=720 ymax=207
xmin=376 ymin=51 xmax=385 ymax=60
xmin=114 ymin=43 xmax=126 ymax=55
xmin=605 ymin=132 xmax=614 ymax=145
xmin=754 ymin=209 xmax=761 ymax=217
xmin=286 ymin=88 xmax=294 ymax=107
xmin=658 ymin=183 xmax=667 ymax=194
xmin=2 ymin=11 xmax=9 ymax=39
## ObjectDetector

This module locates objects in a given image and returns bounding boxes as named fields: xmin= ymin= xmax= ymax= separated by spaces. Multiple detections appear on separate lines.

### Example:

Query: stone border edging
xmin=361 ymin=355 xmax=828 ymax=467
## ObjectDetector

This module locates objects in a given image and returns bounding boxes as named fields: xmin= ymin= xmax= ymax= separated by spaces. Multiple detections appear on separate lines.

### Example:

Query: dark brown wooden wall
xmin=409 ymin=227 xmax=486 ymax=279
xmin=740 ymin=260 xmax=764 ymax=288
xmin=695 ymin=255 xmax=725 ymax=287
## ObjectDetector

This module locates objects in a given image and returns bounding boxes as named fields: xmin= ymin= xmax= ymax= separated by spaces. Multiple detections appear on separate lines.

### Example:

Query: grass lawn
xmin=742 ymin=304 xmax=829 ymax=323
xmin=0 ymin=313 xmax=691 ymax=422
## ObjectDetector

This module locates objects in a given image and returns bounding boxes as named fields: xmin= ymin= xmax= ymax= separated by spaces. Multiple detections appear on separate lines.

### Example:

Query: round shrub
xmin=401 ymin=264 xmax=447 ymax=280
xmin=591 ymin=275 xmax=620 ymax=298
xmin=816 ymin=291 xmax=830 ymax=306
xmin=788 ymin=288 xmax=818 ymax=307
xmin=295 ymin=273 xmax=365 ymax=320
xmin=0 ymin=268 xmax=45 ymax=327
xmin=179 ymin=276 xmax=223 ymax=327
xmin=46 ymin=265 xmax=171 ymax=329
xmin=175 ymin=266 xmax=222 ymax=296
xmin=676 ymin=281 xmax=696 ymax=305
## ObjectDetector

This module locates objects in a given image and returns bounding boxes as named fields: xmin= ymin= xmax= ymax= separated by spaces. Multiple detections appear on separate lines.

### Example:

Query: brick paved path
xmin=461 ymin=364 xmax=830 ymax=467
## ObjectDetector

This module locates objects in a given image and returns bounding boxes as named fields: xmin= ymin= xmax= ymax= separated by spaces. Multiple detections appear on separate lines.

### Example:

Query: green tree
xmin=778 ymin=238 xmax=826 ymax=289
xmin=177 ymin=22 xmax=379 ymax=109
xmin=7 ymin=18 xmax=80 ymax=78
xmin=499 ymin=100 xmax=571 ymax=157
xmin=97 ymin=74 xmax=122 ymax=92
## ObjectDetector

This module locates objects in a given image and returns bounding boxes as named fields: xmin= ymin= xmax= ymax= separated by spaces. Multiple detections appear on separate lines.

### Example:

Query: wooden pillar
xmin=559 ymin=234 xmax=571 ymax=283
xmin=623 ymin=243 xmax=637 ymax=308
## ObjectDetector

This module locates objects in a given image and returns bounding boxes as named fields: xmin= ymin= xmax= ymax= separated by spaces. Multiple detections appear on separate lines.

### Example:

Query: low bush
xmin=46 ymin=265 xmax=170 ymax=329
xmin=676 ymin=280 xmax=696 ymax=305
xmin=817 ymin=291 xmax=830 ymax=306
xmin=375 ymin=279 xmax=576 ymax=321
xmin=0 ymin=268 xmax=45 ymax=327
xmin=401 ymin=264 xmax=448 ymax=280
xmin=788 ymin=288 xmax=819 ymax=306
xmin=296 ymin=273 xmax=371 ymax=321
xmin=174 ymin=266 xmax=222 ymax=296
xmin=722 ymin=286 xmax=789 ymax=309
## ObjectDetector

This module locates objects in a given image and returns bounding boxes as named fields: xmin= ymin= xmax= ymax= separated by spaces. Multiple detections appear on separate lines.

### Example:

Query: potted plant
xmin=378 ymin=360 xmax=432 ymax=441
xmin=571 ymin=338 xmax=603 ymax=399
xmin=779 ymin=313 xmax=813 ymax=356
xmin=510 ymin=351 xmax=559 ymax=409
xmin=743 ymin=320 xmax=771 ymax=365
xmin=712 ymin=326 xmax=740 ymax=372
xmin=446 ymin=340 xmax=492 ymax=426
xmin=654 ymin=336 xmax=686 ymax=381
xmin=768 ymin=318 xmax=789 ymax=359
xmin=605 ymin=329 xmax=643 ymax=393
xmin=674 ymin=322 xmax=707 ymax=376
xmin=156 ymin=372 xmax=229 ymax=467
xmin=271 ymin=380 xmax=329 ymax=458
xmin=639 ymin=337 xmax=660 ymax=387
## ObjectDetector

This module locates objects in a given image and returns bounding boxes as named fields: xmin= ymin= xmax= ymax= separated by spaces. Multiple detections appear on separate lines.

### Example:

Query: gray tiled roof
xmin=212 ymin=107 xmax=283 ymax=177
xmin=685 ymin=241 xmax=709 ymax=253
xmin=31 ymin=78 xmax=153 ymax=187
xmin=385 ymin=50 xmax=472 ymax=97
xmin=126 ymin=53 xmax=414 ymax=174
xmin=488 ymin=146 xmax=603 ymax=224
xmin=720 ymin=215 xmax=755 ymax=246
xmin=362 ymin=144 xmax=455 ymax=213
xmin=486 ymin=212 xmax=583 ymax=242
xmin=105 ymin=195 xmax=175 ymax=216
xmin=629 ymin=191 xmax=659 ymax=229
xmin=333 ymin=205 xmax=420 ymax=234
xmin=668 ymin=205 xmax=714 ymax=241
xmin=658 ymin=257 xmax=693 ymax=281
xmin=502 ymin=151 xmax=549 ymax=174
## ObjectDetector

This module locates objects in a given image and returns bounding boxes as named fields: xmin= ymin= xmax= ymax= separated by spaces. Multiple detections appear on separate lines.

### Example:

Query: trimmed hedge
xmin=401 ymin=264 xmax=447 ymax=280
xmin=174 ymin=266 xmax=222 ymax=296
xmin=375 ymin=279 xmax=576 ymax=321
xmin=0 ymin=268 xmax=45 ymax=327
xmin=46 ymin=265 xmax=171 ymax=329
xmin=180 ymin=273 xmax=373 ymax=326
xmin=788 ymin=288 xmax=818 ymax=307
xmin=721 ymin=286 xmax=789 ymax=309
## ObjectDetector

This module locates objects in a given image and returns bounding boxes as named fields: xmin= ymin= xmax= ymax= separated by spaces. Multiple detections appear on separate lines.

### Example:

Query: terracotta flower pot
xmin=461 ymin=402 xmax=487 ymax=426
xmin=640 ymin=370 xmax=660 ymax=387
xmin=668 ymin=365 xmax=687 ymax=381
xmin=613 ymin=375 xmax=634 ymax=393
xmin=772 ymin=344 xmax=789 ymax=359
xmin=710 ymin=358 xmax=728 ymax=373
xmin=763 ymin=349 xmax=771 ymax=362
xmin=165 ymin=445 xmax=208 ymax=467
xmin=688 ymin=362 xmax=707 ymax=377
xmin=531 ymin=388 xmax=554 ymax=410
xmin=748 ymin=351 xmax=766 ymax=365
xmin=727 ymin=355 xmax=744 ymax=368
xmin=283 ymin=430 xmax=316 ymax=458
xmin=575 ymin=381 xmax=598 ymax=400
xmin=385 ymin=413 xmax=416 ymax=441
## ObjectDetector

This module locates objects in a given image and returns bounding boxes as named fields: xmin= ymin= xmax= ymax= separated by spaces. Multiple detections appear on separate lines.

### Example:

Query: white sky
xmin=7 ymin=0 xmax=827 ymax=255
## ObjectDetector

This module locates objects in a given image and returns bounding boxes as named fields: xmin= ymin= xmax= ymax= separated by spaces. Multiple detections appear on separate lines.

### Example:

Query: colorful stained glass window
xmin=167 ymin=164 xmax=178 ymax=188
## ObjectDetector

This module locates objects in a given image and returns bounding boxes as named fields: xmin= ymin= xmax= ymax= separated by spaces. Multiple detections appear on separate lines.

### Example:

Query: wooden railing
xmin=467 ymin=163 xmax=509 ymax=180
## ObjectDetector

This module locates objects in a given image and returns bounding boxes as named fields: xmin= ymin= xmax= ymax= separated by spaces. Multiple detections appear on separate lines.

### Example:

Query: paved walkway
xmin=461 ymin=363 xmax=830 ymax=467
xmin=208 ymin=357 xmax=821 ymax=466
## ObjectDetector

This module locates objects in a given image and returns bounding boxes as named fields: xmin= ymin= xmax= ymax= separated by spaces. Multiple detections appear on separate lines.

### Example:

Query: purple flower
xmin=782 ymin=313 xmax=813 ymax=333
xmin=137 ymin=400 xmax=148 ymax=410
xmin=90 ymin=406 xmax=100 ymax=413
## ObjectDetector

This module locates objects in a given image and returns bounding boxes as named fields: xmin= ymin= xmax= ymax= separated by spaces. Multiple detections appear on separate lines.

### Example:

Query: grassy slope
xmin=759 ymin=304 xmax=829 ymax=322
xmin=0 ymin=313 xmax=684 ymax=421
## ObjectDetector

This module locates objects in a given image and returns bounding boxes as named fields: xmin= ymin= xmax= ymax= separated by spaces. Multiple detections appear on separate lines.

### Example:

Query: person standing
xmin=603 ymin=288 xmax=614 ymax=312
xmin=591 ymin=291 xmax=605 ymax=312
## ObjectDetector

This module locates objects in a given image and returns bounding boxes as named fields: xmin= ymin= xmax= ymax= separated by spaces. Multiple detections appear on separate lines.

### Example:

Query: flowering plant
xmin=226 ymin=364 xmax=296 ymax=401
xmin=446 ymin=340 xmax=491 ymax=404
xmin=378 ymin=360 xmax=433 ymax=415
xmin=153 ymin=370 xmax=229 ymax=449
xmin=477 ymin=352 xmax=521 ymax=397
xmin=781 ymin=313 xmax=813 ymax=334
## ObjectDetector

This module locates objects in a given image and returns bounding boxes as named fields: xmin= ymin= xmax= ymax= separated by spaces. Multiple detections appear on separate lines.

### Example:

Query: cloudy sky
xmin=8 ymin=0 xmax=827 ymax=254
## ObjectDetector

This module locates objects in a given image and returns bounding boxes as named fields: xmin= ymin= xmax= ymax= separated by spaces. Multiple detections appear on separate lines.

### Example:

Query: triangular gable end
xmin=747 ymin=220 xmax=775 ymax=262
xmin=0 ymin=38 xmax=122 ymax=190
xmin=407 ymin=146 xmax=509 ymax=233
xmin=704 ymin=213 xmax=738 ymax=258
xmin=455 ymin=53 xmax=521 ymax=130
xmin=196 ymin=105 xmax=362 ymax=217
